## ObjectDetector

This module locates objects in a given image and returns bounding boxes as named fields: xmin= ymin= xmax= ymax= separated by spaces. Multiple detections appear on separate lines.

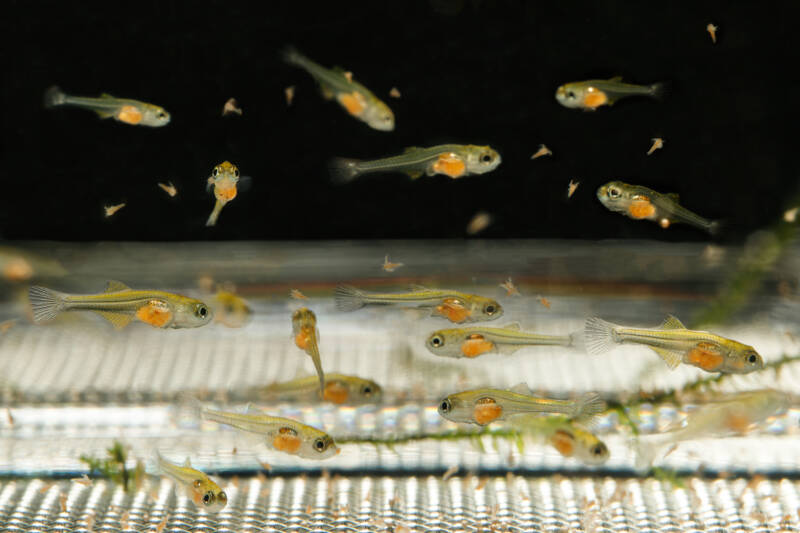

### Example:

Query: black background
xmin=2 ymin=1 xmax=795 ymax=241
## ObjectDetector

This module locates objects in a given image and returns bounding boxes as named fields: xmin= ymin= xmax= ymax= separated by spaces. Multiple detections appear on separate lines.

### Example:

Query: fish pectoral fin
xmin=503 ymin=322 xmax=522 ymax=331
xmin=495 ymin=343 xmax=522 ymax=355
xmin=93 ymin=310 xmax=133 ymax=330
xmin=650 ymin=346 xmax=683 ymax=370
xmin=405 ymin=169 xmax=424 ymax=179
xmin=508 ymin=382 xmax=532 ymax=395
xmin=659 ymin=315 xmax=686 ymax=330
xmin=105 ymin=280 xmax=131 ymax=293
xmin=183 ymin=457 xmax=192 ymax=468
xmin=608 ymin=76 xmax=623 ymax=82
xmin=403 ymin=146 xmax=422 ymax=154
xmin=409 ymin=283 xmax=430 ymax=291
xmin=93 ymin=109 xmax=115 ymax=119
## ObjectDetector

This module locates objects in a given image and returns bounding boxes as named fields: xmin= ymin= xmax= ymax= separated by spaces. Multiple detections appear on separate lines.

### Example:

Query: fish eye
xmin=439 ymin=399 xmax=452 ymax=413
xmin=313 ymin=437 xmax=327 ymax=452
xmin=430 ymin=335 xmax=445 ymax=348
xmin=196 ymin=305 xmax=208 ymax=319
xmin=591 ymin=444 xmax=606 ymax=456
xmin=747 ymin=353 xmax=758 ymax=364
xmin=212 ymin=167 xmax=220 ymax=177
xmin=567 ymin=91 xmax=576 ymax=99
xmin=484 ymin=303 xmax=498 ymax=315
xmin=480 ymin=153 xmax=494 ymax=163
xmin=217 ymin=491 xmax=227 ymax=506
xmin=361 ymin=384 xmax=374 ymax=396
xmin=202 ymin=491 xmax=215 ymax=506
xmin=608 ymin=187 xmax=621 ymax=199
xmin=233 ymin=168 xmax=240 ymax=178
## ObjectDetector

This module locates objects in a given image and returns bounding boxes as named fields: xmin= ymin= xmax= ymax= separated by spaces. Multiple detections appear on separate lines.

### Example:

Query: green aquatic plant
xmin=79 ymin=440 xmax=144 ymax=492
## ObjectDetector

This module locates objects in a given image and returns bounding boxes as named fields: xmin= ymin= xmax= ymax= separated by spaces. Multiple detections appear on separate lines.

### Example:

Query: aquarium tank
xmin=2 ymin=3 xmax=799 ymax=532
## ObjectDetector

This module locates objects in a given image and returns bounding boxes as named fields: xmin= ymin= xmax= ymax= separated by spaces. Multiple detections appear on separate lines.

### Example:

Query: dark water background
xmin=2 ymin=1 xmax=795 ymax=241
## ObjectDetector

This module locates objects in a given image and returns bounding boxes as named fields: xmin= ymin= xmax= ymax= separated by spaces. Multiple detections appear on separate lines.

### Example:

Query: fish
xmin=222 ymin=98 xmax=242 ymax=116
xmin=555 ymin=77 xmax=665 ymax=111
xmin=531 ymin=144 xmax=552 ymax=159
xmin=158 ymin=182 xmax=177 ymax=197
xmin=255 ymin=373 xmax=382 ymax=405
xmin=104 ymin=203 xmax=126 ymax=217
xmin=44 ymin=86 xmax=170 ymax=126
xmin=647 ymin=138 xmax=664 ymax=155
xmin=632 ymin=389 xmax=788 ymax=469
xmin=425 ymin=323 xmax=573 ymax=358
xmin=597 ymin=180 xmax=721 ymax=234
xmin=282 ymin=47 xmax=394 ymax=131
xmin=292 ymin=308 xmax=324 ymax=396
xmin=213 ymin=290 xmax=252 ymax=328
xmin=513 ymin=415 xmax=610 ymax=465
xmin=334 ymin=284 xmax=503 ymax=323
xmin=206 ymin=161 xmax=240 ymax=227
xmin=155 ymin=452 xmax=227 ymax=512
xmin=198 ymin=404 xmax=339 ymax=459
xmin=437 ymin=385 xmax=605 ymax=426
xmin=28 ymin=280 xmax=213 ymax=329
xmin=707 ymin=23 xmax=718 ymax=44
xmin=584 ymin=315 xmax=765 ymax=373
xmin=330 ymin=145 xmax=501 ymax=183
xmin=382 ymin=255 xmax=404 ymax=272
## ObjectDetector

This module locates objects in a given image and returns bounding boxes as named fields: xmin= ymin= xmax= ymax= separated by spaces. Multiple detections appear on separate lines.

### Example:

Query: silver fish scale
xmin=2 ymin=476 xmax=800 ymax=532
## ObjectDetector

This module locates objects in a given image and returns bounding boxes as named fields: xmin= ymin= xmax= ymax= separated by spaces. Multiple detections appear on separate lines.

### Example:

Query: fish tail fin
xmin=28 ymin=286 xmax=67 ymax=323
xmin=281 ymin=45 xmax=310 ymax=69
xmin=583 ymin=317 xmax=620 ymax=356
xmin=43 ymin=86 xmax=67 ymax=108
xmin=175 ymin=392 xmax=206 ymax=424
xmin=206 ymin=200 xmax=223 ymax=227
xmin=307 ymin=340 xmax=326 ymax=396
xmin=334 ymin=284 xmax=367 ymax=311
xmin=571 ymin=392 xmax=607 ymax=421
xmin=328 ymin=158 xmax=363 ymax=184
xmin=632 ymin=436 xmax=664 ymax=472
xmin=567 ymin=330 xmax=583 ymax=349
xmin=648 ymin=82 xmax=668 ymax=101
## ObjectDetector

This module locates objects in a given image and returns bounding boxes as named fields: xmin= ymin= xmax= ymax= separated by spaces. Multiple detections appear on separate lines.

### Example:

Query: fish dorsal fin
xmin=667 ymin=193 xmax=680 ymax=202
xmin=660 ymin=315 xmax=686 ymax=330
xmin=409 ymin=284 xmax=430 ymax=291
xmin=509 ymin=382 xmax=532 ymax=395
xmin=503 ymin=322 xmax=522 ymax=331
xmin=650 ymin=346 xmax=683 ymax=370
xmin=609 ymin=76 xmax=623 ymax=82
xmin=183 ymin=457 xmax=192 ymax=468
xmin=403 ymin=146 xmax=422 ymax=154
xmin=105 ymin=280 xmax=130 ymax=293
xmin=100 ymin=93 xmax=115 ymax=99
xmin=93 ymin=310 xmax=133 ymax=330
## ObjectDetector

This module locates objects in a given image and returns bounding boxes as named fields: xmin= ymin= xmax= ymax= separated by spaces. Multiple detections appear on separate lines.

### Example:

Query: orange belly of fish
xmin=461 ymin=335 xmax=495 ymax=358
xmin=117 ymin=105 xmax=143 ymax=124
xmin=725 ymin=412 xmax=753 ymax=434
xmin=215 ymin=185 xmax=237 ymax=202
xmin=549 ymin=430 xmax=575 ymax=457
xmin=337 ymin=91 xmax=367 ymax=116
xmin=473 ymin=399 xmax=503 ymax=425
xmin=435 ymin=299 xmax=471 ymax=323
xmin=294 ymin=328 xmax=314 ymax=350
xmin=628 ymin=199 xmax=656 ymax=219
xmin=432 ymin=153 xmax=467 ymax=178
xmin=686 ymin=342 xmax=725 ymax=371
xmin=323 ymin=381 xmax=349 ymax=404
xmin=135 ymin=301 xmax=173 ymax=328
xmin=582 ymin=89 xmax=608 ymax=109
xmin=273 ymin=433 xmax=302 ymax=454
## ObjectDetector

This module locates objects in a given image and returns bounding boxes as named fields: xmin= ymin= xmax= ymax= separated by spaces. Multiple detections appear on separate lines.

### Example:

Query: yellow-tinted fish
xmin=213 ymin=290 xmax=252 ymax=328
xmin=597 ymin=181 xmax=721 ymax=234
xmin=334 ymin=284 xmax=503 ymax=323
xmin=513 ymin=415 xmax=610 ymax=465
xmin=155 ymin=452 xmax=227 ymax=513
xmin=44 ymin=86 xmax=170 ymax=126
xmin=291 ymin=308 xmax=325 ymax=396
xmin=282 ymin=47 xmax=394 ymax=131
xmin=555 ymin=77 xmax=665 ymax=111
xmin=199 ymin=404 xmax=339 ymax=459
xmin=584 ymin=315 xmax=764 ymax=373
xmin=256 ymin=373 xmax=382 ymax=405
xmin=206 ymin=161 xmax=240 ymax=227
xmin=28 ymin=281 xmax=212 ymax=329
xmin=426 ymin=323 xmax=573 ymax=358
xmin=330 ymin=145 xmax=501 ymax=183
xmin=633 ymin=389 xmax=788 ymax=469
xmin=437 ymin=386 xmax=605 ymax=426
